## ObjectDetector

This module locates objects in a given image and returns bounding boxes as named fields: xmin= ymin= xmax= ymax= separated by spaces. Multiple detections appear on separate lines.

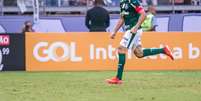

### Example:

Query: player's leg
xmin=116 ymin=46 xmax=127 ymax=80
xmin=106 ymin=30 xmax=134 ymax=84
xmin=133 ymin=45 xmax=164 ymax=58
xmin=134 ymin=45 xmax=174 ymax=60
xmin=132 ymin=29 xmax=174 ymax=60
xmin=106 ymin=46 xmax=126 ymax=84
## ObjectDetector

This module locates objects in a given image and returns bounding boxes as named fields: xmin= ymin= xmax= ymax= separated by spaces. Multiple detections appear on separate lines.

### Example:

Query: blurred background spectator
xmin=141 ymin=5 xmax=157 ymax=31
xmin=3 ymin=0 xmax=17 ymax=6
xmin=140 ymin=0 xmax=158 ymax=6
xmin=85 ymin=0 xmax=110 ymax=32
xmin=46 ymin=0 xmax=58 ymax=7
xmin=22 ymin=21 xmax=35 ymax=34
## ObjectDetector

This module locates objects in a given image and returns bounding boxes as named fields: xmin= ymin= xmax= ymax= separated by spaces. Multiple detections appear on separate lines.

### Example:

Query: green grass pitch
xmin=0 ymin=71 xmax=201 ymax=101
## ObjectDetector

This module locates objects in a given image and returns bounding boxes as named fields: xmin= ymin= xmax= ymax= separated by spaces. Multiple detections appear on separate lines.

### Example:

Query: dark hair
xmin=94 ymin=0 xmax=104 ymax=5
xmin=24 ymin=21 xmax=32 ymax=25
xmin=22 ymin=20 xmax=34 ymax=33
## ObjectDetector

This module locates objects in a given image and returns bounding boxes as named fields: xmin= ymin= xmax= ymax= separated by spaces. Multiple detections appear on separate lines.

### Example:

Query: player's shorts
xmin=120 ymin=29 xmax=142 ymax=49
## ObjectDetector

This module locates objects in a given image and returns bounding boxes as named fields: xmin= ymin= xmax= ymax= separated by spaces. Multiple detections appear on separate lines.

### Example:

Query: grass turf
xmin=0 ymin=71 xmax=201 ymax=101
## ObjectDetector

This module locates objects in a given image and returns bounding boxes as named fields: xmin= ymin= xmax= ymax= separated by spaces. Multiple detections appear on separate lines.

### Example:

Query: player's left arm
xmin=131 ymin=4 xmax=146 ymax=33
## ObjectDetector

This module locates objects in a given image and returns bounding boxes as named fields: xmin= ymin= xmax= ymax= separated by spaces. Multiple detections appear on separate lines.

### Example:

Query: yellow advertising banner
xmin=26 ymin=32 xmax=201 ymax=71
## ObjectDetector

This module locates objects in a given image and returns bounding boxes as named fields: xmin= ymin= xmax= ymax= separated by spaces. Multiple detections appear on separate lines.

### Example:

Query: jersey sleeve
xmin=130 ymin=0 xmax=144 ymax=13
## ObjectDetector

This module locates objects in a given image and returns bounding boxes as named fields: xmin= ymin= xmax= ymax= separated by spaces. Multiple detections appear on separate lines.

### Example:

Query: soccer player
xmin=106 ymin=0 xmax=174 ymax=84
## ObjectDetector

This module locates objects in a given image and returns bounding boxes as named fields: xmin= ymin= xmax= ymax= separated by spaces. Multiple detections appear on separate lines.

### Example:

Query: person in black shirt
xmin=85 ymin=0 xmax=110 ymax=32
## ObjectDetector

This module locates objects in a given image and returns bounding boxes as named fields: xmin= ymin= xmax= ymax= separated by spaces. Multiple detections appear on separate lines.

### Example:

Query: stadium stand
xmin=0 ymin=0 xmax=200 ymax=15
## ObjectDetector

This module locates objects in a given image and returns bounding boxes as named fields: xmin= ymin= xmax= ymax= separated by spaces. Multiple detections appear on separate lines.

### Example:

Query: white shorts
xmin=120 ymin=29 xmax=142 ymax=49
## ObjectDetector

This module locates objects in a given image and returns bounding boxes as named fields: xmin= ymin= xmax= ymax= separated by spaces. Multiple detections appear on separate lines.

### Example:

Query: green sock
xmin=116 ymin=53 xmax=126 ymax=80
xmin=143 ymin=48 xmax=164 ymax=57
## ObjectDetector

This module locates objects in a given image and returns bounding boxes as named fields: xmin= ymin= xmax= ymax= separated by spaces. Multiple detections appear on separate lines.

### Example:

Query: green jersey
xmin=120 ymin=0 xmax=143 ymax=30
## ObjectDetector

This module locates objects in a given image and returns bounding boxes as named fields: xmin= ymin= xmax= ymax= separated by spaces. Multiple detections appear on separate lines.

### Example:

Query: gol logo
xmin=33 ymin=42 xmax=82 ymax=62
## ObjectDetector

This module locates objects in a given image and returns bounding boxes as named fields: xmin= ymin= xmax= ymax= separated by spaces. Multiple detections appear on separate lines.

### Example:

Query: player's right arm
xmin=110 ymin=16 xmax=124 ymax=39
